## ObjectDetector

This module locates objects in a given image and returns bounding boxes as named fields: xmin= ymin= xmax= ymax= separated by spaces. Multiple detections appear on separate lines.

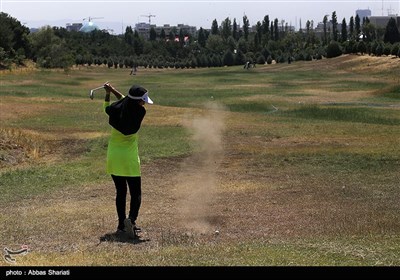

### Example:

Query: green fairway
xmin=0 ymin=55 xmax=399 ymax=266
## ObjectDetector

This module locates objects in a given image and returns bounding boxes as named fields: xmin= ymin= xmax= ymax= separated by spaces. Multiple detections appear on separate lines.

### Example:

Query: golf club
xmin=89 ymin=85 xmax=105 ymax=100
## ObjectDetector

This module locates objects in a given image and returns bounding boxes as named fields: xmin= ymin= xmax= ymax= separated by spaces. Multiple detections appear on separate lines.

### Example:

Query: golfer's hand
xmin=105 ymin=82 xmax=118 ymax=95
xmin=104 ymin=82 xmax=111 ymax=91
xmin=105 ymin=84 xmax=116 ymax=97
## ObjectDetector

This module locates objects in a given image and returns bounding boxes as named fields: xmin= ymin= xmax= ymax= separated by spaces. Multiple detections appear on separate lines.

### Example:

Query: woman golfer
xmin=103 ymin=82 xmax=153 ymax=239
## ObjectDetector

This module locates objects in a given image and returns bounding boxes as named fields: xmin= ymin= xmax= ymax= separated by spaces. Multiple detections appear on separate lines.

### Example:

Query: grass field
xmin=0 ymin=54 xmax=399 ymax=266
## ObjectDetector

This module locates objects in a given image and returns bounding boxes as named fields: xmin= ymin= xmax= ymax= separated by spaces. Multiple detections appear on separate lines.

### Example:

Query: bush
xmin=391 ymin=43 xmax=399 ymax=56
xmin=383 ymin=44 xmax=391 ymax=56
xmin=357 ymin=41 xmax=366 ymax=55
xmin=223 ymin=50 xmax=234 ymax=66
xmin=256 ymin=54 xmax=265 ymax=64
xmin=375 ymin=44 xmax=383 ymax=56
xmin=326 ymin=41 xmax=342 ymax=58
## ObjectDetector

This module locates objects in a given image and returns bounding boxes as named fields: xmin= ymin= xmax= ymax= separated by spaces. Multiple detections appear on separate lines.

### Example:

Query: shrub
xmin=326 ymin=41 xmax=342 ymax=58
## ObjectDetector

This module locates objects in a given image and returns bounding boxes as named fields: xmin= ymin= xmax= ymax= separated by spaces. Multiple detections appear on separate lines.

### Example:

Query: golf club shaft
xmin=92 ymin=85 xmax=105 ymax=91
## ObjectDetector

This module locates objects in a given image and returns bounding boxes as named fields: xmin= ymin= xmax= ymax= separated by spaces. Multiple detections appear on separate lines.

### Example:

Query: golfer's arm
xmin=105 ymin=91 xmax=111 ymax=102
xmin=109 ymin=87 xmax=123 ymax=100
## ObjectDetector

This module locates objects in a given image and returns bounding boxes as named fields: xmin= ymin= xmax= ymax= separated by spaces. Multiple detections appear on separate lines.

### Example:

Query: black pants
xmin=111 ymin=175 xmax=141 ymax=228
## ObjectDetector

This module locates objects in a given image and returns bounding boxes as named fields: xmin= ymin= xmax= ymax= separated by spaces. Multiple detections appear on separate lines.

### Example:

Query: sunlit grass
xmin=1 ymin=55 xmax=399 ymax=266
xmin=283 ymin=105 xmax=400 ymax=125
xmin=12 ymin=236 xmax=400 ymax=266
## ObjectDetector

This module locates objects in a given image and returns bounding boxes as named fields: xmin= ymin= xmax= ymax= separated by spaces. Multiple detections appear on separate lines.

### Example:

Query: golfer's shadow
xmin=99 ymin=231 xmax=150 ymax=244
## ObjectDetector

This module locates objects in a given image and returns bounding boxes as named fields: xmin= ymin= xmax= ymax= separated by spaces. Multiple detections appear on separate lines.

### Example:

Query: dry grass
xmin=0 ymin=128 xmax=47 ymax=168
xmin=0 ymin=99 xmax=58 ymax=121
xmin=1 ymin=55 xmax=399 ymax=266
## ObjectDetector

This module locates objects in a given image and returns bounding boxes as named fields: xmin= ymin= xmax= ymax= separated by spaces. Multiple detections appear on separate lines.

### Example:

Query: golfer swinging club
xmin=103 ymin=82 xmax=153 ymax=239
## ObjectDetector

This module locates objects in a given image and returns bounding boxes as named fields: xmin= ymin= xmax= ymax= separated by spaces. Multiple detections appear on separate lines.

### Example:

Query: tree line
xmin=1 ymin=11 xmax=399 ymax=70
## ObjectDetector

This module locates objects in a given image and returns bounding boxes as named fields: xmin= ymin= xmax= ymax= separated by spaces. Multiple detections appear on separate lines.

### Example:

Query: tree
xmin=326 ymin=40 xmax=342 ymax=58
xmin=270 ymin=22 xmax=274 ymax=41
xmin=323 ymin=15 xmax=328 ymax=45
xmin=306 ymin=20 xmax=312 ymax=46
xmin=232 ymin=18 xmax=239 ymax=41
xmin=234 ymin=49 xmax=246 ymax=65
xmin=211 ymin=19 xmax=219 ymax=35
xmin=274 ymin=18 xmax=279 ymax=41
xmin=349 ymin=16 xmax=354 ymax=40
xmin=261 ymin=47 xmax=271 ymax=60
xmin=168 ymin=29 xmax=175 ymax=41
xmin=237 ymin=37 xmax=248 ymax=54
xmin=223 ymin=50 xmax=234 ymax=66
xmin=124 ymin=26 xmax=134 ymax=45
xmin=391 ymin=43 xmax=400 ymax=56
xmin=341 ymin=18 xmax=347 ymax=42
xmin=362 ymin=17 xmax=376 ymax=42
xmin=133 ymin=30 xmax=144 ymax=55
xmin=262 ymin=15 xmax=270 ymax=41
xmin=331 ymin=11 xmax=338 ymax=41
xmin=0 ymin=17 xmax=14 ymax=57
xmin=375 ymin=42 xmax=383 ymax=56
xmin=357 ymin=41 xmax=366 ymax=54
xmin=256 ymin=54 xmax=266 ymax=64
xmin=255 ymin=21 xmax=262 ymax=48
xmin=355 ymin=14 xmax=361 ymax=41
xmin=0 ymin=12 xmax=31 ymax=64
xmin=178 ymin=28 xmax=185 ymax=46
xmin=243 ymin=15 xmax=250 ymax=40
xmin=0 ymin=47 xmax=10 ymax=68
xmin=197 ymin=27 xmax=207 ymax=48
xmin=160 ymin=28 xmax=166 ymax=40
xmin=384 ymin=17 xmax=400 ymax=44
xmin=10 ymin=9 xmax=400 ymax=71
xmin=226 ymin=36 xmax=236 ymax=52
xmin=149 ymin=27 xmax=157 ymax=41
xmin=221 ymin=17 xmax=232 ymax=41
xmin=30 ymin=26 xmax=73 ymax=68
xmin=205 ymin=34 xmax=224 ymax=54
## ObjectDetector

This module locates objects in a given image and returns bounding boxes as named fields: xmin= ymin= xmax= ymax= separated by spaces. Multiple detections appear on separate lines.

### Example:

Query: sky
xmin=1 ymin=0 xmax=400 ymax=34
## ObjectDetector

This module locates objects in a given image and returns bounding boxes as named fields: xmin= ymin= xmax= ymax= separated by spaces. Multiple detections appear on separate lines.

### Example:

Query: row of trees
xmin=1 ymin=11 xmax=400 ymax=70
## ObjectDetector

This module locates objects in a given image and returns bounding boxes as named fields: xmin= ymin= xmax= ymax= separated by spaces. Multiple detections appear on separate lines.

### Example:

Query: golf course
xmin=1 ymin=54 xmax=399 ymax=266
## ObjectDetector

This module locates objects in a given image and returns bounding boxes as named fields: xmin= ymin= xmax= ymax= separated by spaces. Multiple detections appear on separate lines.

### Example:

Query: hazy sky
xmin=2 ymin=0 xmax=400 ymax=34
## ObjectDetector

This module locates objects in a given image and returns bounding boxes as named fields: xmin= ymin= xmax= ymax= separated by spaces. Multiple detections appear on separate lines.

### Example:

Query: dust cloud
xmin=175 ymin=101 xmax=226 ymax=233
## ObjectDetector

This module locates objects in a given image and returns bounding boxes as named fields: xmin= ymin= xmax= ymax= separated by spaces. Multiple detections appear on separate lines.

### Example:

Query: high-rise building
xmin=356 ymin=9 xmax=372 ymax=24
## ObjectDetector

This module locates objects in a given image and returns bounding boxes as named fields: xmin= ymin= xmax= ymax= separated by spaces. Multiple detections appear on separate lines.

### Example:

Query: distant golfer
xmin=103 ymin=82 xmax=153 ymax=239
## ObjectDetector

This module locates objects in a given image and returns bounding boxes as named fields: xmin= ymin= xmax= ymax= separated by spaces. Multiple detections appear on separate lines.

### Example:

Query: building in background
xmin=356 ymin=9 xmax=372 ymax=24
xmin=135 ymin=22 xmax=197 ymax=39
xmin=369 ymin=15 xmax=400 ymax=29
xmin=66 ymin=23 xmax=83 ymax=32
